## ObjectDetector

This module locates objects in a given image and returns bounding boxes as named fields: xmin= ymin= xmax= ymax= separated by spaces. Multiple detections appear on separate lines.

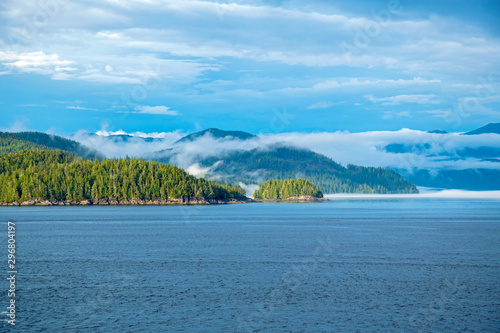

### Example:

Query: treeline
xmin=253 ymin=179 xmax=323 ymax=199
xmin=0 ymin=150 xmax=246 ymax=203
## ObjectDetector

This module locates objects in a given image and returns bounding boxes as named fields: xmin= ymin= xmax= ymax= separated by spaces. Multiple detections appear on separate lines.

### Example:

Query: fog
xmin=325 ymin=188 xmax=500 ymax=199
xmin=70 ymin=128 xmax=500 ymax=174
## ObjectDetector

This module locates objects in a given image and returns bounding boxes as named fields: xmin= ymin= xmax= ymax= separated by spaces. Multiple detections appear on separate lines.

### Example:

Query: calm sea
xmin=1 ymin=198 xmax=499 ymax=332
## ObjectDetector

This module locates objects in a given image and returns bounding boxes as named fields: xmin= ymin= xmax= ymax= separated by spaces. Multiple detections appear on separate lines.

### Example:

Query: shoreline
xmin=0 ymin=196 xmax=330 ymax=206
xmin=0 ymin=198 xmax=253 ymax=206
xmin=253 ymin=196 xmax=328 ymax=203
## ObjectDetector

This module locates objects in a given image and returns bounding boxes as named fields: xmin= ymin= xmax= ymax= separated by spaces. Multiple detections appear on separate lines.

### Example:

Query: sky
xmin=1 ymin=0 xmax=499 ymax=136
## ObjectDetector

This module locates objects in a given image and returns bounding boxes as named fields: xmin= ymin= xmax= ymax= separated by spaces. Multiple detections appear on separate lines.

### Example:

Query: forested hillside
xmin=0 ymin=133 xmax=48 ymax=154
xmin=253 ymin=179 xmax=323 ymax=199
xmin=200 ymin=147 xmax=418 ymax=194
xmin=0 ymin=150 xmax=246 ymax=203
xmin=0 ymin=132 xmax=103 ymax=159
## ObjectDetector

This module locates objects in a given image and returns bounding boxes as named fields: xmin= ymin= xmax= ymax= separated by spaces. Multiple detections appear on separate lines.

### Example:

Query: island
xmin=253 ymin=179 xmax=327 ymax=202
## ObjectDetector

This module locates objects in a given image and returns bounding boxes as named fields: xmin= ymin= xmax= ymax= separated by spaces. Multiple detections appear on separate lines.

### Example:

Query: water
xmin=1 ymin=198 xmax=499 ymax=332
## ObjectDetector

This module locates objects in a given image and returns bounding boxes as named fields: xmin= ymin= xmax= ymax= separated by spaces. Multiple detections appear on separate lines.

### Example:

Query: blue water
xmin=1 ymin=198 xmax=499 ymax=332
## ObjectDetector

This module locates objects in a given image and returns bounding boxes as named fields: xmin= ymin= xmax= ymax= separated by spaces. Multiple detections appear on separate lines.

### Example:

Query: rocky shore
xmin=0 ymin=196 xmax=328 ymax=206
xmin=254 ymin=195 xmax=328 ymax=203
xmin=0 ymin=197 xmax=253 ymax=206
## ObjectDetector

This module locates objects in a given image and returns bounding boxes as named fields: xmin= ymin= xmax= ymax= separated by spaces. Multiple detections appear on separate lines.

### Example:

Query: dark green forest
xmin=0 ymin=150 xmax=246 ymax=203
xmin=254 ymin=179 xmax=323 ymax=199
xmin=0 ymin=132 xmax=103 ymax=159
xmin=0 ymin=132 xmax=48 ymax=154
xmin=200 ymin=147 xmax=419 ymax=194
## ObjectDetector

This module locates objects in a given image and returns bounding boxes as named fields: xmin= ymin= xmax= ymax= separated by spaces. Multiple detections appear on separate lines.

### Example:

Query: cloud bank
xmin=70 ymin=128 xmax=500 ymax=179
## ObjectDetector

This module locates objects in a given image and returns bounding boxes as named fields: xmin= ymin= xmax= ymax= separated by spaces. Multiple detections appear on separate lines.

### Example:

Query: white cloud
xmin=271 ymin=77 xmax=442 ymax=96
xmin=0 ymin=51 xmax=74 ymax=75
xmin=456 ymin=95 xmax=500 ymax=116
xmin=66 ymin=106 xmax=97 ymax=111
xmin=71 ymin=129 xmax=184 ymax=157
xmin=382 ymin=111 xmax=412 ymax=120
xmin=94 ymin=128 xmax=185 ymax=140
xmin=133 ymin=105 xmax=179 ymax=115
xmin=77 ymin=73 xmax=143 ymax=84
xmin=19 ymin=103 xmax=46 ymax=107
xmin=0 ymin=119 xmax=28 ymax=132
xmin=365 ymin=94 xmax=444 ymax=105
xmin=307 ymin=102 xmax=333 ymax=110
xmin=1 ymin=0 xmax=500 ymax=130
xmin=419 ymin=109 xmax=454 ymax=118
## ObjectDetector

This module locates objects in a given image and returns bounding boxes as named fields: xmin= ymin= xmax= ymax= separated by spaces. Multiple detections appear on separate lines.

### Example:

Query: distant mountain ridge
xmin=463 ymin=123 xmax=500 ymax=135
xmin=384 ymin=123 xmax=500 ymax=190
xmin=151 ymin=129 xmax=419 ymax=194
xmin=175 ymin=128 xmax=256 ymax=144
xmin=395 ymin=168 xmax=500 ymax=191
xmin=91 ymin=133 xmax=162 ymax=143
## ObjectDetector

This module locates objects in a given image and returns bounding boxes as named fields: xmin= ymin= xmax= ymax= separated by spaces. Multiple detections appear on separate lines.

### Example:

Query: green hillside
xmin=200 ymin=146 xmax=418 ymax=194
xmin=0 ymin=133 xmax=48 ymax=154
xmin=0 ymin=132 xmax=103 ymax=159
xmin=0 ymin=150 xmax=246 ymax=203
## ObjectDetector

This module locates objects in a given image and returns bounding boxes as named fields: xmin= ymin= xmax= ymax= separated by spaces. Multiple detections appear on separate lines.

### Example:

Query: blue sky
xmin=0 ymin=0 xmax=499 ymax=136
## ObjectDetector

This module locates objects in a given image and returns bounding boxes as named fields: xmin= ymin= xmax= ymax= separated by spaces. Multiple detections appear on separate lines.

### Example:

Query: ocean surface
xmin=1 ymin=197 xmax=499 ymax=332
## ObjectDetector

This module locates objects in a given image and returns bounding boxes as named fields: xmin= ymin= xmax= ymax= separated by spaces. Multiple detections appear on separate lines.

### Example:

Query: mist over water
xmin=325 ymin=187 xmax=500 ymax=199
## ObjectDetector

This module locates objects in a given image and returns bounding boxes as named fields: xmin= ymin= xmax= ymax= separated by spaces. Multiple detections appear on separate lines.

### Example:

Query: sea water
xmin=0 ymin=197 xmax=499 ymax=332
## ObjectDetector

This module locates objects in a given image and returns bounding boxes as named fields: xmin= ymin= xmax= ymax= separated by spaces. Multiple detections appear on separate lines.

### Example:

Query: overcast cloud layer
xmin=1 ymin=0 xmax=499 ymax=134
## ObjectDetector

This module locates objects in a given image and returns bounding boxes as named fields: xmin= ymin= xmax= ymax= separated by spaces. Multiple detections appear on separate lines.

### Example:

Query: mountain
xmin=185 ymin=145 xmax=418 ymax=194
xmin=428 ymin=129 xmax=447 ymax=134
xmin=150 ymin=128 xmax=419 ymax=194
xmin=463 ymin=123 xmax=500 ymax=135
xmin=0 ymin=132 xmax=103 ymax=159
xmin=91 ymin=133 xmax=162 ymax=143
xmin=385 ymin=143 xmax=500 ymax=159
xmin=381 ymin=123 xmax=500 ymax=190
xmin=395 ymin=168 xmax=500 ymax=191
xmin=175 ymin=128 xmax=256 ymax=144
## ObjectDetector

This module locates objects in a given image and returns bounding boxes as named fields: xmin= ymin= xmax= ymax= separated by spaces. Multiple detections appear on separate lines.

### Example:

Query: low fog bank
xmin=69 ymin=128 xmax=500 ymax=189
xmin=238 ymin=183 xmax=260 ymax=198
xmin=325 ymin=187 xmax=500 ymax=199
